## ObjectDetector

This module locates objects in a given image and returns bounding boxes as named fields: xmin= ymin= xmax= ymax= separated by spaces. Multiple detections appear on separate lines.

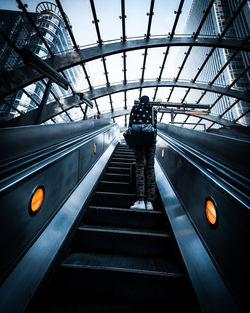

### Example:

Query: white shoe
xmin=146 ymin=201 xmax=154 ymax=211
xmin=130 ymin=200 xmax=146 ymax=210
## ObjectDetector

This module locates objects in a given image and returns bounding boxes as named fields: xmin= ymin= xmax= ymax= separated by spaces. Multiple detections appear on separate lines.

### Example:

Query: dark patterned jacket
xmin=129 ymin=104 xmax=157 ymax=128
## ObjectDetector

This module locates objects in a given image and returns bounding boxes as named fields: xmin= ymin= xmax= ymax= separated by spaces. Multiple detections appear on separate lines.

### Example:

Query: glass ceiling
xmin=0 ymin=0 xmax=249 ymax=131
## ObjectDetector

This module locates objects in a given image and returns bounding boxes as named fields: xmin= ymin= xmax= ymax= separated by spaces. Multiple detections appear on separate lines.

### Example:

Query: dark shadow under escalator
xmin=27 ymin=143 xmax=200 ymax=313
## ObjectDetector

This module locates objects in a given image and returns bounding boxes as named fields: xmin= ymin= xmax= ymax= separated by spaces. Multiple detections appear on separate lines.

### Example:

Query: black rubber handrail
xmin=157 ymin=123 xmax=250 ymax=179
xmin=0 ymin=124 xmax=115 ymax=193
xmin=158 ymin=131 xmax=249 ymax=209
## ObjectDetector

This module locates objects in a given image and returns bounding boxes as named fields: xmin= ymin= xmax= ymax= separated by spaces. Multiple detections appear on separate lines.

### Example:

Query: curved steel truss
xmin=2 ymin=101 xmax=236 ymax=128
xmin=0 ymin=0 xmax=249 ymax=130
xmin=83 ymin=81 xmax=249 ymax=103
xmin=0 ymin=37 xmax=249 ymax=99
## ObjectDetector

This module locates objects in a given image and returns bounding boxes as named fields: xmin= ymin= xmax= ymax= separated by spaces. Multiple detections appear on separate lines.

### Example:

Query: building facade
xmin=213 ymin=0 xmax=250 ymax=125
xmin=182 ymin=0 xmax=249 ymax=126
xmin=0 ymin=2 xmax=83 ymax=123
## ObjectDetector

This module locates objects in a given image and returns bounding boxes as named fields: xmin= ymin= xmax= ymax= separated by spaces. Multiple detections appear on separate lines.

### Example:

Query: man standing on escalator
xmin=128 ymin=95 xmax=157 ymax=211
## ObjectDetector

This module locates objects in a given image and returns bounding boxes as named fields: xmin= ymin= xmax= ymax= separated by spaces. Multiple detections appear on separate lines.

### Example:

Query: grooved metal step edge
xmin=107 ymin=167 xmax=130 ymax=170
xmin=94 ymin=191 xmax=137 ymax=197
xmin=114 ymin=153 xmax=133 ymax=155
xmin=112 ymin=158 xmax=135 ymax=161
xmin=113 ymin=152 xmax=135 ymax=155
xmin=104 ymin=173 xmax=130 ymax=177
xmin=109 ymin=162 xmax=132 ymax=167
xmin=78 ymin=225 xmax=169 ymax=237
xmin=60 ymin=252 xmax=183 ymax=277
xmin=88 ymin=205 xmax=163 ymax=215
xmin=99 ymin=181 xmax=130 ymax=185
xmin=113 ymin=153 xmax=134 ymax=155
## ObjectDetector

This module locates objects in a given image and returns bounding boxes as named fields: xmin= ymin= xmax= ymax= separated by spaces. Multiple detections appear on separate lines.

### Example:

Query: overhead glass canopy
xmin=0 ymin=0 xmax=249 ymax=131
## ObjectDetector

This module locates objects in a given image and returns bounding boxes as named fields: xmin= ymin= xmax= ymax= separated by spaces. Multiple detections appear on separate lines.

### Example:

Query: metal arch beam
xmin=84 ymin=81 xmax=250 ymax=103
xmin=139 ymin=0 xmax=155 ymax=98
xmin=0 ymin=94 xmax=82 ymax=127
xmin=153 ymin=0 xmax=185 ymax=100
xmin=94 ymin=108 xmax=236 ymax=127
xmin=95 ymin=108 xmax=237 ymax=127
xmin=1 ymin=37 xmax=250 ymax=98
xmin=158 ymin=109 xmax=237 ymax=127
xmin=97 ymin=109 xmax=129 ymax=119
xmin=2 ymin=96 xmax=237 ymax=128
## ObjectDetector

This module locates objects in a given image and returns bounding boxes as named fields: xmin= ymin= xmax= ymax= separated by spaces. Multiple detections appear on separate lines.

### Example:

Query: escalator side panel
xmin=156 ymin=134 xmax=248 ymax=312
xmin=0 ymin=125 xmax=118 ymax=284
xmin=0 ymin=126 xmax=119 ymax=313
xmin=155 ymin=160 xmax=240 ymax=313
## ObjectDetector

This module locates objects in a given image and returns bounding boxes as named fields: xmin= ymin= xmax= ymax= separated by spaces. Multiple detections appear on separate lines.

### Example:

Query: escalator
xmin=27 ymin=143 xmax=200 ymax=313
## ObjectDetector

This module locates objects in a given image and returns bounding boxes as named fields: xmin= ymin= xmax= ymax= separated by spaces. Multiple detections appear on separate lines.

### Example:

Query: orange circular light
xmin=161 ymin=148 xmax=165 ymax=158
xmin=94 ymin=144 xmax=97 ymax=154
xmin=30 ymin=187 xmax=44 ymax=213
xmin=205 ymin=199 xmax=217 ymax=225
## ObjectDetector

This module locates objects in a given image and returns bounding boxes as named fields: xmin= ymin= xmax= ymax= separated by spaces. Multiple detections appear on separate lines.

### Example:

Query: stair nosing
xmin=100 ymin=181 xmax=130 ymax=185
xmin=95 ymin=191 xmax=136 ymax=196
xmin=113 ymin=153 xmax=134 ymax=155
xmin=88 ymin=205 xmax=163 ymax=214
xmin=112 ymin=158 xmax=135 ymax=160
xmin=107 ymin=167 xmax=130 ymax=170
xmin=104 ymin=173 xmax=130 ymax=177
xmin=78 ymin=225 xmax=169 ymax=238
xmin=109 ymin=162 xmax=132 ymax=165
xmin=60 ymin=263 xmax=183 ymax=278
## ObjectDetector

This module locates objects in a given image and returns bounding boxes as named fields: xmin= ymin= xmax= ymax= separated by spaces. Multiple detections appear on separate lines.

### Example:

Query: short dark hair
xmin=140 ymin=95 xmax=149 ymax=104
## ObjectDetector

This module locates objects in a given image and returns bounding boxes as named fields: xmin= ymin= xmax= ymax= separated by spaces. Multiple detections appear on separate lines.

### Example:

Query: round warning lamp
xmin=205 ymin=199 xmax=217 ymax=226
xmin=94 ymin=144 xmax=97 ymax=154
xmin=30 ymin=186 xmax=44 ymax=214
xmin=161 ymin=148 xmax=165 ymax=158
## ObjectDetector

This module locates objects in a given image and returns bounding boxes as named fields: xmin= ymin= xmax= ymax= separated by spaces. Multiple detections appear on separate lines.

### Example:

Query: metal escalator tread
xmin=93 ymin=191 xmax=136 ymax=197
xmin=109 ymin=161 xmax=132 ymax=167
xmin=71 ymin=223 xmax=173 ymax=258
xmin=113 ymin=151 xmax=135 ymax=155
xmin=84 ymin=206 xmax=165 ymax=230
xmin=37 ymin=301 xmax=174 ymax=313
xmin=102 ymin=173 xmax=130 ymax=182
xmin=78 ymin=224 xmax=169 ymax=237
xmin=91 ymin=191 xmax=137 ymax=208
xmin=97 ymin=181 xmax=131 ymax=193
xmin=61 ymin=252 xmax=184 ymax=277
xmin=87 ymin=205 xmax=164 ymax=214
xmin=112 ymin=158 xmax=135 ymax=162
xmin=106 ymin=166 xmax=130 ymax=173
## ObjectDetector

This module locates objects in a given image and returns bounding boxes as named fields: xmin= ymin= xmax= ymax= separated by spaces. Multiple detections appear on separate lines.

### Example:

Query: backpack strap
xmin=151 ymin=107 xmax=154 ymax=127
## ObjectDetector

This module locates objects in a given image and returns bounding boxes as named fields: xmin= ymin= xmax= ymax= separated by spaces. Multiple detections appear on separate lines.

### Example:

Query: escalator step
xmin=71 ymin=225 xmax=172 ymax=258
xmin=112 ymin=157 xmax=135 ymax=163
xmin=113 ymin=150 xmax=135 ymax=154
xmin=113 ymin=151 xmax=135 ymax=155
xmin=115 ymin=150 xmax=133 ymax=153
xmin=35 ymin=301 xmax=170 ymax=313
xmin=102 ymin=173 xmax=130 ymax=182
xmin=98 ymin=181 xmax=131 ymax=193
xmin=115 ymin=146 xmax=133 ymax=150
xmin=62 ymin=252 xmax=183 ymax=276
xmin=51 ymin=253 xmax=189 ymax=307
xmin=84 ymin=206 xmax=166 ymax=230
xmin=91 ymin=191 xmax=136 ymax=208
xmin=112 ymin=154 xmax=135 ymax=159
xmin=109 ymin=162 xmax=131 ymax=168
xmin=106 ymin=167 xmax=130 ymax=174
